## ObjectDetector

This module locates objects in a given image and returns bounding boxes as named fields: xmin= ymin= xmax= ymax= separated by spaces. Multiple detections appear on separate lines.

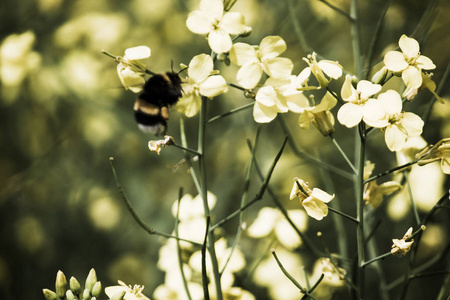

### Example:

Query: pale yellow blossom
xmin=391 ymin=227 xmax=414 ymax=256
xmin=116 ymin=46 xmax=151 ymax=93
xmin=298 ymin=92 xmax=337 ymax=136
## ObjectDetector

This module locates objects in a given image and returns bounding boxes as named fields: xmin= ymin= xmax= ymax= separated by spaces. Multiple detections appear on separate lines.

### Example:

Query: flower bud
xmin=70 ymin=276 xmax=82 ymax=295
xmin=82 ymin=288 xmax=91 ymax=300
xmin=55 ymin=270 xmax=68 ymax=298
xmin=66 ymin=289 xmax=76 ymax=300
xmin=371 ymin=66 xmax=388 ymax=84
xmin=240 ymin=26 xmax=253 ymax=37
xmin=85 ymin=268 xmax=97 ymax=292
xmin=92 ymin=281 xmax=102 ymax=297
xmin=42 ymin=289 xmax=58 ymax=300
xmin=311 ymin=110 xmax=335 ymax=136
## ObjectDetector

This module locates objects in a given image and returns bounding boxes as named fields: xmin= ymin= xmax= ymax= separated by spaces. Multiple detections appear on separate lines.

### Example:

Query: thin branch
xmin=206 ymin=102 xmax=254 ymax=124
xmin=364 ymin=160 xmax=418 ymax=184
xmin=109 ymin=157 xmax=201 ymax=246
xmin=201 ymin=216 xmax=211 ymax=300
xmin=330 ymin=134 xmax=358 ymax=175
xmin=317 ymin=0 xmax=353 ymax=21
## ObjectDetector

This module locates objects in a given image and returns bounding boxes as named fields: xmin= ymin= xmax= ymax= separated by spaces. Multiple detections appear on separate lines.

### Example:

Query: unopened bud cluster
xmin=43 ymin=268 xmax=101 ymax=300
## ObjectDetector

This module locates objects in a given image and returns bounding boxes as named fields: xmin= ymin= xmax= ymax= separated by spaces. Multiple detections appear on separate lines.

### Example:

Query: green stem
xmin=330 ymin=134 xmax=357 ymax=175
xmin=318 ymin=0 xmax=353 ymax=21
xmin=172 ymin=143 xmax=202 ymax=156
xmin=328 ymin=207 xmax=359 ymax=224
xmin=350 ymin=0 xmax=362 ymax=79
xmin=206 ymin=102 xmax=254 ymax=124
xmin=355 ymin=126 xmax=366 ymax=299
xmin=271 ymin=250 xmax=306 ymax=293
xmin=404 ymin=172 xmax=420 ymax=226
xmin=197 ymin=96 xmax=223 ymax=300
xmin=201 ymin=216 xmax=211 ymax=300
xmin=364 ymin=160 xmax=418 ymax=184
xmin=361 ymin=252 xmax=391 ymax=267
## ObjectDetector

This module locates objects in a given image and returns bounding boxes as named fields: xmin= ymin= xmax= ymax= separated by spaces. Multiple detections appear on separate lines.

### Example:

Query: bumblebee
xmin=134 ymin=72 xmax=182 ymax=135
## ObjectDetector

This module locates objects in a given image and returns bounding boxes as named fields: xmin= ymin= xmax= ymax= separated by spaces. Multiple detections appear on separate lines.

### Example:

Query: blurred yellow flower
xmin=229 ymin=36 xmax=293 ymax=89
xmin=384 ymin=34 xmax=436 ymax=90
xmin=363 ymin=161 xmax=402 ymax=208
xmin=176 ymin=54 xmax=228 ymax=117
xmin=186 ymin=0 xmax=247 ymax=53
xmin=290 ymin=178 xmax=334 ymax=221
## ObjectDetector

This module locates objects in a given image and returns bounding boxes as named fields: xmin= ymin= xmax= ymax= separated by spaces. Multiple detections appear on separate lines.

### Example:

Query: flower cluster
xmin=391 ymin=227 xmax=414 ymax=256
xmin=43 ymin=269 xmax=101 ymax=300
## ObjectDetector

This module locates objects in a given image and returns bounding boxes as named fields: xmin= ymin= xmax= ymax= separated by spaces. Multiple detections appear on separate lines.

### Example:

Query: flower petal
xmin=253 ymin=101 xmax=278 ymax=123
xmin=247 ymin=207 xmax=279 ymax=238
xmin=220 ymin=12 xmax=246 ymax=34
xmin=302 ymin=198 xmax=328 ymax=220
xmin=263 ymin=57 xmax=293 ymax=79
xmin=399 ymin=35 xmax=419 ymax=59
xmin=384 ymin=51 xmax=408 ymax=72
xmin=189 ymin=54 xmax=213 ymax=83
xmin=317 ymin=60 xmax=342 ymax=79
xmin=199 ymin=75 xmax=228 ymax=97
xmin=298 ymin=110 xmax=312 ymax=129
xmin=186 ymin=11 xmax=214 ymax=34
xmin=208 ymin=28 xmax=232 ymax=53
xmin=311 ymin=188 xmax=334 ymax=203
xmin=229 ymin=43 xmax=258 ymax=66
xmin=255 ymin=85 xmax=277 ymax=106
xmin=385 ymin=125 xmax=406 ymax=151
xmin=200 ymin=0 xmax=223 ymax=19
xmin=402 ymin=66 xmax=422 ymax=89
xmin=401 ymin=112 xmax=423 ymax=137
xmin=337 ymin=103 xmax=363 ymax=128
xmin=341 ymin=75 xmax=356 ymax=101
xmin=362 ymin=98 xmax=389 ymax=128
xmin=286 ymin=93 xmax=309 ymax=113
xmin=378 ymin=90 xmax=402 ymax=116
xmin=357 ymin=80 xmax=381 ymax=100
xmin=259 ymin=36 xmax=286 ymax=59
xmin=236 ymin=63 xmax=263 ymax=89
xmin=416 ymin=55 xmax=436 ymax=70
xmin=124 ymin=46 xmax=151 ymax=60
xmin=177 ymin=92 xmax=202 ymax=117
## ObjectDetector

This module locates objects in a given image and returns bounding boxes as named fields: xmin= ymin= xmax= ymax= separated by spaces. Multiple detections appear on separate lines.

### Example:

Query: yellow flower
xmin=402 ymin=72 xmax=445 ymax=103
xmin=229 ymin=36 xmax=293 ymax=89
xmin=363 ymin=161 xmax=402 ymax=208
xmin=253 ymin=76 xmax=309 ymax=123
xmin=186 ymin=0 xmax=247 ymax=53
xmin=416 ymin=138 xmax=450 ymax=174
xmin=363 ymin=90 xmax=424 ymax=151
xmin=176 ymin=54 xmax=228 ymax=117
xmin=384 ymin=34 xmax=436 ymax=90
xmin=298 ymin=91 xmax=337 ymax=136
xmin=301 ymin=52 xmax=343 ymax=88
xmin=290 ymin=177 xmax=334 ymax=220
xmin=337 ymin=75 xmax=381 ymax=128
xmin=391 ymin=227 xmax=414 ymax=256
xmin=116 ymin=46 xmax=151 ymax=93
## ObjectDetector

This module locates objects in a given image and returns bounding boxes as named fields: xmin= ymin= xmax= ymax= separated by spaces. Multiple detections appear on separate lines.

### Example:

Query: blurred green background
xmin=0 ymin=0 xmax=449 ymax=299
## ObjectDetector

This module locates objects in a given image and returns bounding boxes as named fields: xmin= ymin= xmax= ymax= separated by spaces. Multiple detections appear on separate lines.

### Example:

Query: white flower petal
xmin=385 ymin=125 xmax=406 ymax=151
xmin=199 ymin=75 xmax=228 ymax=97
xmin=384 ymin=51 xmax=408 ymax=72
xmin=401 ymin=112 xmax=423 ymax=137
xmin=302 ymin=198 xmax=328 ymax=220
xmin=229 ymin=43 xmax=258 ymax=66
xmin=362 ymin=99 xmax=389 ymax=128
xmin=208 ymin=28 xmax=232 ymax=53
xmin=176 ymin=92 xmax=202 ymax=117
xmin=310 ymin=188 xmax=334 ymax=203
xmin=189 ymin=54 xmax=213 ymax=83
xmin=124 ymin=46 xmax=151 ymax=60
xmin=341 ymin=75 xmax=356 ymax=101
xmin=337 ymin=103 xmax=363 ymax=128
xmin=357 ymin=80 xmax=381 ymax=100
xmin=263 ymin=57 xmax=293 ymax=79
xmin=399 ymin=35 xmax=419 ymax=59
xmin=378 ymin=90 xmax=402 ymax=115
xmin=416 ymin=55 xmax=436 ymax=70
xmin=220 ymin=12 xmax=246 ymax=34
xmin=186 ymin=11 xmax=214 ymax=34
xmin=402 ymin=66 xmax=422 ymax=89
xmin=275 ymin=219 xmax=301 ymax=249
xmin=236 ymin=63 xmax=263 ymax=89
xmin=255 ymin=85 xmax=277 ymax=106
xmin=286 ymin=93 xmax=309 ymax=113
xmin=317 ymin=60 xmax=342 ymax=79
xmin=259 ymin=36 xmax=286 ymax=59
xmin=253 ymin=102 xmax=277 ymax=123
xmin=298 ymin=110 xmax=312 ymax=129
xmin=200 ymin=0 xmax=223 ymax=19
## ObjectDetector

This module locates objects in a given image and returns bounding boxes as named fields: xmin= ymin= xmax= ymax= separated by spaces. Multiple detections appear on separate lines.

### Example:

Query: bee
xmin=134 ymin=71 xmax=183 ymax=135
